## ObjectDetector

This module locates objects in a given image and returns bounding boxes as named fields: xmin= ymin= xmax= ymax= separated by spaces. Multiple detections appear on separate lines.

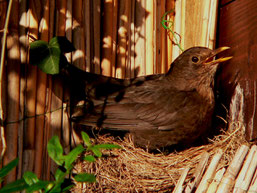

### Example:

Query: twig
xmin=0 ymin=0 xmax=13 ymax=161
xmin=173 ymin=167 xmax=190 ymax=193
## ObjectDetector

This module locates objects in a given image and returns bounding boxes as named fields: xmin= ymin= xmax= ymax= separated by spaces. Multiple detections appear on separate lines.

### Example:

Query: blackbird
xmin=63 ymin=47 xmax=232 ymax=150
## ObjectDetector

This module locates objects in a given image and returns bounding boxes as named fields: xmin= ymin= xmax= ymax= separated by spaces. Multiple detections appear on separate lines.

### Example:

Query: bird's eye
xmin=192 ymin=56 xmax=200 ymax=63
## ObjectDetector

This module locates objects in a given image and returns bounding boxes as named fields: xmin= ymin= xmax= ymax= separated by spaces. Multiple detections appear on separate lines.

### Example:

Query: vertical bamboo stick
xmin=207 ymin=0 xmax=218 ymax=49
xmin=160 ymin=0 xmax=167 ymax=73
xmin=166 ymin=0 xmax=175 ymax=65
xmin=34 ymin=0 xmax=49 ymax=179
xmin=85 ymin=0 xmax=91 ymax=72
xmin=72 ymin=0 xmax=86 ymax=70
xmin=155 ymin=0 xmax=161 ymax=74
xmin=172 ymin=0 xmax=182 ymax=61
xmin=116 ymin=0 xmax=128 ymax=78
xmin=125 ymin=0 xmax=132 ymax=78
xmin=65 ymin=0 xmax=72 ymax=63
xmin=200 ymin=0 xmax=211 ymax=47
xmin=4 ymin=0 xmax=20 ymax=183
xmin=111 ymin=0 xmax=118 ymax=77
xmin=101 ymin=0 xmax=113 ymax=76
xmin=92 ymin=0 xmax=101 ymax=74
xmin=17 ymin=0 xmax=27 ymax=180
xmin=49 ymin=0 xmax=67 ymax=179
xmin=216 ymin=145 xmax=249 ymax=193
xmin=195 ymin=149 xmax=223 ymax=193
xmin=130 ymin=0 xmax=135 ymax=78
xmin=145 ymin=0 xmax=154 ymax=75
xmin=135 ymin=0 xmax=146 ymax=76
xmin=180 ymin=0 xmax=186 ymax=50
xmin=22 ymin=0 xmax=39 ymax=176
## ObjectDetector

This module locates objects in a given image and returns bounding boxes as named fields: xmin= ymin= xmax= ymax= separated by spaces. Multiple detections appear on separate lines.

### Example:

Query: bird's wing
xmin=76 ymin=75 xmax=204 ymax=132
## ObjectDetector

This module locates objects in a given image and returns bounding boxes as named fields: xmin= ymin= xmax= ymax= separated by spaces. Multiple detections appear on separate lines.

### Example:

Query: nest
xmin=72 ymin=123 xmax=249 ymax=192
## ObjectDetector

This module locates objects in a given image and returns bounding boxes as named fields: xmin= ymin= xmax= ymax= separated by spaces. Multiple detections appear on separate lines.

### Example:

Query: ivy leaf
xmin=47 ymin=136 xmax=64 ymax=165
xmin=88 ymin=146 xmax=102 ymax=158
xmin=64 ymin=144 xmax=84 ymax=170
xmin=93 ymin=144 xmax=121 ymax=150
xmin=30 ymin=40 xmax=61 ymax=74
xmin=83 ymin=155 xmax=96 ymax=162
xmin=49 ymin=36 xmax=75 ymax=53
xmin=74 ymin=173 xmax=96 ymax=183
xmin=0 ymin=179 xmax=28 ymax=193
xmin=81 ymin=132 xmax=92 ymax=147
xmin=23 ymin=171 xmax=39 ymax=186
xmin=0 ymin=158 xmax=19 ymax=182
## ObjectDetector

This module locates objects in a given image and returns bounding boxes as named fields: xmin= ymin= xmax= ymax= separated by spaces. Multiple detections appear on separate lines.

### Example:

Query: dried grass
xmin=72 ymin=122 xmax=249 ymax=193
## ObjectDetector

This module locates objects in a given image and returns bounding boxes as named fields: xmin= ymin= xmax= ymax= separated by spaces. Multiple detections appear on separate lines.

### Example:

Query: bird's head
xmin=167 ymin=47 xmax=232 ymax=89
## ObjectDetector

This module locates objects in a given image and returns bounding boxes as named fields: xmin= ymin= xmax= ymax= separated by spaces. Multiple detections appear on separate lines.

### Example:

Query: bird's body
xmin=64 ymin=47 xmax=231 ymax=150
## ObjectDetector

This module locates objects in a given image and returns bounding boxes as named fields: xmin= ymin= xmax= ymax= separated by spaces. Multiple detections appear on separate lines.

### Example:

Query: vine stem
xmin=0 ymin=0 xmax=13 ymax=160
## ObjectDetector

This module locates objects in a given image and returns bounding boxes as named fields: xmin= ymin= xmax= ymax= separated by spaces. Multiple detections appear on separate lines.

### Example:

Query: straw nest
xmin=72 ymin=122 xmax=249 ymax=192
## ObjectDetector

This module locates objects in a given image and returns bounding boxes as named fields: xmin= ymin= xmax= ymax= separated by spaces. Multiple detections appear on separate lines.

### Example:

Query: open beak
xmin=204 ymin=47 xmax=232 ymax=65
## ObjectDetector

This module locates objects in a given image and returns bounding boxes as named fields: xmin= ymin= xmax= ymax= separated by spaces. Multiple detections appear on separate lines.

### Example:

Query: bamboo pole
xmin=166 ymin=0 xmax=175 ymax=66
xmin=248 ymin=163 xmax=257 ymax=192
xmin=172 ymin=0 xmax=182 ymax=61
xmin=33 ymin=0 xmax=49 ymax=179
xmin=160 ymin=0 xmax=166 ymax=73
xmin=233 ymin=145 xmax=257 ymax=193
xmin=92 ymin=0 xmax=101 ymax=74
xmin=155 ymin=0 xmax=162 ymax=74
xmin=85 ymin=0 xmax=91 ymax=72
xmin=206 ymin=168 xmax=226 ymax=193
xmin=0 ymin=0 xmax=8 ymax=165
xmin=125 ymin=0 xmax=132 ymax=78
xmin=116 ymin=0 xmax=128 ymax=78
xmin=200 ymin=0 xmax=211 ymax=47
xmin=72 ymin=0 xmax=86 ymax=70
xmin=195 ymin=149 xmax=223 ymax=193
xmin=65 ymin=0 xmax=72 ymax=63
xmin=22 ymin=0 xmax=39 ymax=175
xmin=130 ymin=0 xmax=135 ymax=78
xmin=135 ymin=0 xmax=146 ymax=76
xmin=1 ymin=0 xmax=17 ymax=184
xmin=185 ymin=152 xmax=210 ymax=193
xmin=173 ymin=167 xmax=190 ymax=193
xmin=145 ymin=0 xmax=154 ymax=75
xmin=216 ymin=145 xmax=249 ymax=193
xmin=101 ymin=0 xmax=113 ymax=76
xmin=207 ymin=0 xmax=218 ymax=49
xmin=17 ymin=0 xmax=27 ymax=180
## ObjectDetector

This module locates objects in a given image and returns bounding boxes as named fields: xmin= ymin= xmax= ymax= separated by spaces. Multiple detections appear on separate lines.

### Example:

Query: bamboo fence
xmin=0 ymin=0 xmax=219 ymax=183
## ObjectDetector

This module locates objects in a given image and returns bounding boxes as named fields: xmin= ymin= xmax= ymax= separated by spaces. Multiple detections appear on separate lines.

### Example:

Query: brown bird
xmin=63 ymin=47 xmax=232 ymax=150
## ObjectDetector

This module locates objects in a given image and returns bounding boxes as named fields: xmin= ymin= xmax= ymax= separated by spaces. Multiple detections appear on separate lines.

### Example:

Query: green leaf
xmin=0 ymin=179 xmax=28 ymax=193
xmin=81 ymin=132 xmax=92 ymax=147
xmin=64 ymin=144 xmax=84 ymax=170
xmin=47 ymin=136 xmax=64 ymax=165
xmin=23 ymin=171 xmax=39 ymax=185
xmin=89 ymin=146 xmax=102 ymax=158
xmin=83 ymin=155 xmax=96 ymax=162
xmin=74 ymin=173 xmax=96 ymax=183
xmin=0 ymin=158 xmax=19 ymax=180
xmin=48 ymin=178 xmax=74 ymax=193
xmin=94 ymin=144 xmax=121 ymax=150
xmin=30 ymin=40 xmax=61 ymax=74
xmin=54 ymin=167 xmax=67 ymax=182
xmin=49 ymin=36 xmax=75 ymax=53
xmin=25 ymin=180 xmax=50 ymax=193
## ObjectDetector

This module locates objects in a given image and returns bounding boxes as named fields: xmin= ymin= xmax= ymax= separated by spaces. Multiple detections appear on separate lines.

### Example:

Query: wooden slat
xmin=135 ymin=0 xmax=146 ymax=76
xmin=34 ymin=0 xmax=49 ymax=179
xmin=4 ymin=0 xmax=20 ymax=183
xmin=92 ymin=0 xmax=101 ymax=74
xmin=145 ymin=0 xmax=154 ymax=75
xmin=101 ymin=0 xmax=113 ymax=76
